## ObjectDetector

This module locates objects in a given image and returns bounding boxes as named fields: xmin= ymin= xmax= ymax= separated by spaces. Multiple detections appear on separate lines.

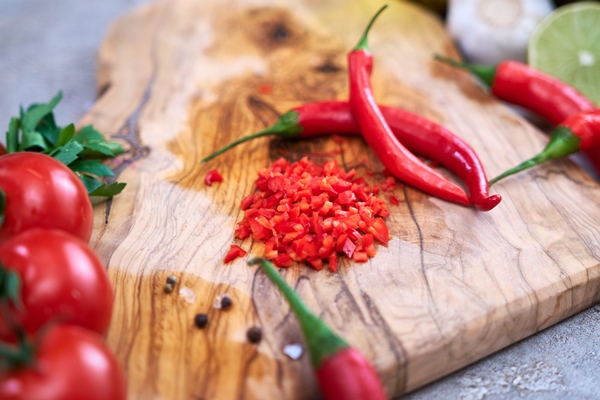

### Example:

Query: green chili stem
xmin=490 ymin=126 xmax=582 ymax=185
xmin=201 ymin=110 xmax=303 ymax=163
xmin=248 ymin=258 xmax=348 ymax=368
xmin=434 ymin=54 xmax=496 ymax=88
xmin=352 ymin=4 xmax=389 ymax=52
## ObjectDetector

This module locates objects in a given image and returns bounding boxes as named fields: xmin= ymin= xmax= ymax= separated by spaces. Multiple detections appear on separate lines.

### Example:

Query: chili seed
xmin=246 ymin=326 xmax=262 ymax=344
xmin=163 ymin=283 xmax=174 ymax=294
xmin=194 ymin=313 xmax=208 ymax=329
xmin=221 ymin=296 xmax=233 ymax=310
xmin=166 ymin=275 xmax=177 ymax=285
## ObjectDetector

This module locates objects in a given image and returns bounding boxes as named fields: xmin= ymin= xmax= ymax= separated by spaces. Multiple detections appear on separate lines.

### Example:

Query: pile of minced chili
xmin=233 ymin=157 xmax=389 ymax=271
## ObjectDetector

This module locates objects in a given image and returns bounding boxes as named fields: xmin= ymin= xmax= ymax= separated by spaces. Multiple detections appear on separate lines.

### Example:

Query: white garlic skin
xmin=447 ymin=0 xmax=554 ymax=65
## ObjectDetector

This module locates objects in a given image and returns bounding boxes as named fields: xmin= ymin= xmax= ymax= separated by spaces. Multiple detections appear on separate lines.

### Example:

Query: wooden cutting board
xmin=81 ymin=0 xmax=600 ymax=398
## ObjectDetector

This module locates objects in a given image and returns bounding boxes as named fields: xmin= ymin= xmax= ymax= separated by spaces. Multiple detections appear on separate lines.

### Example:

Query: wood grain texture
xmin=80 ymin=0 xmax=600 ymax=399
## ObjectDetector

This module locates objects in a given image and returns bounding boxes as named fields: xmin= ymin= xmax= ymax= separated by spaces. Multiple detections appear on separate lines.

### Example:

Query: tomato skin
xmin=0 ymin=153 xmax=93 ymax=243
xmin=0 ymin=229 xmax=113 ymax=341
xmin=0 ymin=325 xmax=126 ymax=400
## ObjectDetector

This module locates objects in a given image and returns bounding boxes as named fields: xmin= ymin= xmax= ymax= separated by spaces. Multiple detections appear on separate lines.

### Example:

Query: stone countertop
xmin=1 ymin=1 xmax=598 ymax=399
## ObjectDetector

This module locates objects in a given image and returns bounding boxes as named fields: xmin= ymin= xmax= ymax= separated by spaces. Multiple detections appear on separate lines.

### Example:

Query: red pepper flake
xmin=389 ymin=195 xmax=400 ymax=205
xmin=233 ymin=157 xmax=389 ymax=270
xmin=224 ymin=244 xmax=247 ymax=263
xmin=205 ymin=169 xmax=224 ymax=186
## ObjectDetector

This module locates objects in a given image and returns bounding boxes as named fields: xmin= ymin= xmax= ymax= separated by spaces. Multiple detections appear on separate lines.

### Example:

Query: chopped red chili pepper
xmin=389 ymin=195 xmax=400 ymax=205
xmin=249 ymin=258 xmax=386 ymax=400
xmin=204 ymin=169 xmax=223 ymax=186
xmin=223 ymin=244 xmax=247 ymax=264
xmin=234 ymin=157 xmax=389 ymax=270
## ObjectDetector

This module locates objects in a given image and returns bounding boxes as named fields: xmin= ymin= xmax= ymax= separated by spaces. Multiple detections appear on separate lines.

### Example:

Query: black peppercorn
xmin=194 ymin=313 xmax=208 ymax=329
xmin=221 ymin=296 xmax=232 ymax=310
xmin=246 ymin=326 xmax=262 ymax=344
xmin=163 ymin=283 xmax=174 ymax=294
xmin=166 ymin=275 xmax=177 ymax=285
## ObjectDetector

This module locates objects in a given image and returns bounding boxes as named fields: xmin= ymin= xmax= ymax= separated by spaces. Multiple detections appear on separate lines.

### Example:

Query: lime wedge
xmin=528 ymin=2 xmax=600 ymax=106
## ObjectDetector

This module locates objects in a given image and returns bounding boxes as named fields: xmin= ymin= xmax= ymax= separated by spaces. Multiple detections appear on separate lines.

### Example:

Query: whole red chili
xmin=347 ymin=5 xmax=469 ymax=207
xmin=490 ymin=109 xmax=600 ymax=184
xmin=435 ymin=55 xmax=600 ymax=176
xmin=248 ymin=257 xmax=386 ymax=400
xmin=202 ymin=101 xmax=500 ymax=210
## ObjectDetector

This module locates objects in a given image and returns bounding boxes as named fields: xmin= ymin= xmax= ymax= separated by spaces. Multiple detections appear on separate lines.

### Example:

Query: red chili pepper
xmin=490 ymin=109 xmax=600 ymax=184
xmin=201 ymin=103 xmax=500 ymax=210
xmin=204 ymin=169 xmax=223 ymax=186
xmin=347 ymin=5 xmax=469 ymax=207
xmin=435 ymin=55 xmax=600 ymax=176
xmin=248 ymin=258 xmax=387 ymax=400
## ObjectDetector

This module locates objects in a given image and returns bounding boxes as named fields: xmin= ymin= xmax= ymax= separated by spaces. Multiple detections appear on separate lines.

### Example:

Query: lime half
xmin=528 ymin=2 xmax=600 ymax=106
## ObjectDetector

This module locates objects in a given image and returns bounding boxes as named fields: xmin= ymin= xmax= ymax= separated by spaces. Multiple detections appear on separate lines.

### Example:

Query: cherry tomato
xmin=0 ymin=324 xmax=126 ymax=400
xmin=0 ymin=153 xmax=93 ymax=243
xmin=0 ymin=229 xmax=113 ymax=341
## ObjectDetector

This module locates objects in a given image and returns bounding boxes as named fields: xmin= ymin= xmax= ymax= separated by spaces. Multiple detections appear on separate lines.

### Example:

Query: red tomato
xmin=0 ymin=152 xmax=93 ymax=243
xmin=0 ymin=143 xmax=6 ymax=156
xmin=0 ymin=229 xmax=113 ymax=341
xmin=0 ymin=324 xmax=126 ymax=400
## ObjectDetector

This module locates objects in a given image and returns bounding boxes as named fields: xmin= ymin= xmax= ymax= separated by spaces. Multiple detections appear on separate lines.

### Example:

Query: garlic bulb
xmin=447 ymin=0 xmax=554 ymax=65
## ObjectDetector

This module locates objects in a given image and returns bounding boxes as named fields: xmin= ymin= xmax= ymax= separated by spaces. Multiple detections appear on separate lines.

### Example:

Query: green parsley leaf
xmin=5 ymin=118 xmax=19 ymax=154
xmin=19 ymin=130 xmax=48 ymax=152
xmin=70 ymin=159 xmax=115 ymax=177
xmin=21 ymin=91 xmax=62 ymax=133
xmin=50 ymin=139 xmax=84 ymax=165
xmin=54 ymin=123 xmax=75 ymax=149
xmin=88 ymin=181 xmax=126 ymax=197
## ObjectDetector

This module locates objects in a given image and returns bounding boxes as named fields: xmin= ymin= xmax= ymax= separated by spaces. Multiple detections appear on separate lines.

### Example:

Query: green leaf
xmin=75 ymin=125 xmax=125 ymax=157
xmin=50 ymin=139 xmax=83 ymax=165
xmin=54 ymin=123 xmax=76 ymax=149
xmin=0 ymin=188 xmax=5 ymax=228
xmin=88 ymin=181 xmax=126 ymax=197
xmin=81 ymin=141 xmax=116 ymax=157
xmin=36 ymin=112 xmax=60 ymax=145
xmin=19 ymin=130 xmax=48 ymax=152
xmin=21 ymin=91 xmax=63 ymax=133
xmin=5 ymin=118 xmax=19 ymax=154
xmin=80 ymin=175 xmax=103 ymax=194
xmin=70 ymin=159 xmax=115 ymax=177
xmin=75 ymin=125 xmax=104 ymax=142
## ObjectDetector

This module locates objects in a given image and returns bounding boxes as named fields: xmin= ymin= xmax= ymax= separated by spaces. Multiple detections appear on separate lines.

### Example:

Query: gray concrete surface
xmin=1 ymin=1 xmax=598 ymax=398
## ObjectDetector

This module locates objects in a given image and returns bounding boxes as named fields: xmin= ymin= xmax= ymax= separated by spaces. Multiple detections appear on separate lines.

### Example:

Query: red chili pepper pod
xmin=490 ymin=109 xmax=600 ymax=184
xmin=435 ymin=55 xmax=600 ymax=177
xmin=434 ymin=56 xmax=596 ymax=126
xmin=317 ymin=347 xmax=386 ymax=400
xmin=248 ymin=257 xmax=387 ymax=400
xmin=202 ymin=100 xmax=500 ymax=210
xmin=349 ymin=6 xmax=470 ymax=207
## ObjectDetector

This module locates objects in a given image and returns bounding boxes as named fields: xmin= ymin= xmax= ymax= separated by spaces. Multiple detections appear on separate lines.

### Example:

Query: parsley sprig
xmin=5 ymin=92 xmax=126 ymax=197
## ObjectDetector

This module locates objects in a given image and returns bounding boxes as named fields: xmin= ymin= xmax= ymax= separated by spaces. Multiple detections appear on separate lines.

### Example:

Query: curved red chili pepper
xmin=435 ymin=55 xmax=599 ymax=177
xmin=490 ymin=109 xmax=600 ymax=184
xmin=348 ymin=7 xmax=470 ymax=207
xmin=201 ymin=100 xmax=501 ymax=211
xmin=248 ymin=257 xmax=387 ymax=400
